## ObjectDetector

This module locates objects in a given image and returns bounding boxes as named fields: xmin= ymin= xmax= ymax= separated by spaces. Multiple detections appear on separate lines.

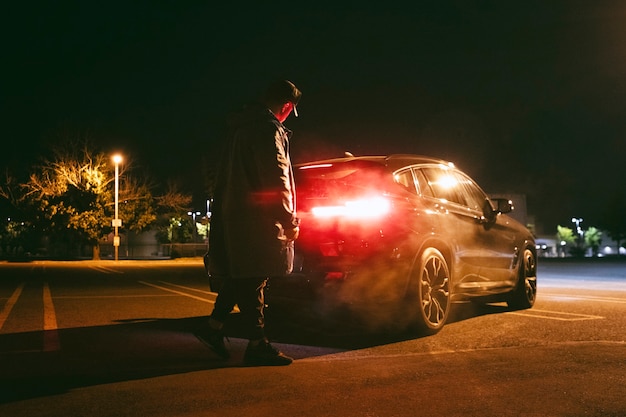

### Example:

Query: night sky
xmin=3 ymin=1 xmax=626 ymax=234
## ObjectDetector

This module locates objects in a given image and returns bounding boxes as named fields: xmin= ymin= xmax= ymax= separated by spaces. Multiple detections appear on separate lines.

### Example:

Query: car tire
xmin=408 ymin=247 xmax=451 ymax=334
xmin=507 ymin=247 xmax=537 ymax=310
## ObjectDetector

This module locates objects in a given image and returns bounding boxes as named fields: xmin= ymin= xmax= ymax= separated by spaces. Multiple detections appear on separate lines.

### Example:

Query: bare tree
xmin=20 ymin=139 xmax=158 ymax=259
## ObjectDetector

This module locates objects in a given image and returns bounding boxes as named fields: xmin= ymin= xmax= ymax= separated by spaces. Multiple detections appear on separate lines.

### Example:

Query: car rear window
xmin=295 ymin=161 xmax=392 ymax=208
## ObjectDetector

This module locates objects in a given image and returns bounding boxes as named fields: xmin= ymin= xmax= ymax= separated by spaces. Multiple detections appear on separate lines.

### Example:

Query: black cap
xmin=265 ymin=79 xmax=301 ymax=116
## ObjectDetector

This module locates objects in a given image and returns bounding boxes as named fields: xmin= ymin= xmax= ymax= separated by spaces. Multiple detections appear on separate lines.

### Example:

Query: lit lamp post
xmin=112 ymin=154 xmax=123 ymax=261
xmin=571 ymin=217 xmax=584 ymax=254
xmin=571 ymin=217 xmax=584 ymax=239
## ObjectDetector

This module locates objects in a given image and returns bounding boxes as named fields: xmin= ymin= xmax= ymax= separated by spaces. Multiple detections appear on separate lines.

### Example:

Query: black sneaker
xmin=195 ymin=326 xmax=230 ymax=360
xmin=243 ymin=340 xmax=293 ymax=366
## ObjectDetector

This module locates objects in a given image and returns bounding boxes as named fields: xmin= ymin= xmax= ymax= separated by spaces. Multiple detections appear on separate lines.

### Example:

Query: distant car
xmin=291 ymin=154 xmax=537 ymax=333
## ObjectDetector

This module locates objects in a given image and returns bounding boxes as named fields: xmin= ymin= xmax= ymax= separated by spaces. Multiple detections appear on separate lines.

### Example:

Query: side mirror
xmin=481 ymin=198 xmax=513 ymax=224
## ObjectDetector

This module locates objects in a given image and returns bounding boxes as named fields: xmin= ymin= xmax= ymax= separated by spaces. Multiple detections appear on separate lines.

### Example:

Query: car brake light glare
xmin=312 ymin=196 xmax=391 ymax=219
xmin=325 ymin=272 xmax=346 ymax=280
xmin=299 ymin=163 xmax=333 ymax=170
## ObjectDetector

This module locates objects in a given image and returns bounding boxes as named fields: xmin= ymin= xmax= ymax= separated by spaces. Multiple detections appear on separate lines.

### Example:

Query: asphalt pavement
xmin=0 ymin=257 xmax=624 ymax=416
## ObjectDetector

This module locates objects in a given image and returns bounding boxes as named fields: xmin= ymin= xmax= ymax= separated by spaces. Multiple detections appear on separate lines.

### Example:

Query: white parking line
xmin=43 ymin=282 xmax=60 ymax=351
xmin=507 ymin=308 xmax=604 ymax=321
xmin=543 ymin=294 xmax=626 ymax=304
xmin=90 ymin=265 xmax=124 ymax=274
xmin=158 ymin=281 xmax=216 ymax=297
xmin=0 ymin=283 xmax=25 ymax=331
xmin=138 ymin=281 xmax=216 ymax=303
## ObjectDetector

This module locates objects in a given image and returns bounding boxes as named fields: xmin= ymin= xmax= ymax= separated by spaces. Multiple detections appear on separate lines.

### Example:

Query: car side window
xmin=413 ymin=168 xmax=434 ymax=198
xmin=455 ymin=173 xmax=487 ymax=212
xmin=421 ymin=167 xmax=467 ymax=206
xmin=393 ymin=169 xmax=418 ymax=194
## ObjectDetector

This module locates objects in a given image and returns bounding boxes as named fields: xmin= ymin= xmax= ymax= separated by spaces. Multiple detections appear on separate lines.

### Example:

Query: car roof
xmin=294 ymin=154 xmax=456 ymax=172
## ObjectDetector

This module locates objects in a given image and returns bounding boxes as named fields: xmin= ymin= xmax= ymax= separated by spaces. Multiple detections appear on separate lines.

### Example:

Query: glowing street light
xmin=571 ymin=217 xmax=584 ymax=238
xmin=112 ymin=154 xmax=123 ymax=261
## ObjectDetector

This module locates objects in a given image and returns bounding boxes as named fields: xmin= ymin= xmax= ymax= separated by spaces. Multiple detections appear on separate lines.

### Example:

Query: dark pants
xmin=210 ymin=277 xmax=268 ymax=341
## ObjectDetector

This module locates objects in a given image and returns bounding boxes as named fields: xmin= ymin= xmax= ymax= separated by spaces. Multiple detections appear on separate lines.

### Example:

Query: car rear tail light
xmin=311 ymin=196 xmax=391 ymax=219
xmin=325 ymin=271 xmax=346 ymax=280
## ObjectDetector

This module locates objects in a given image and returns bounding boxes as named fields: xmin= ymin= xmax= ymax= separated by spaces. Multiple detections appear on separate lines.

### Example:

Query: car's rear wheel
xmin=408 ymin=247 xmax=451 ymax=334
xmin=507 ymin=247 xmax=537 ymax=310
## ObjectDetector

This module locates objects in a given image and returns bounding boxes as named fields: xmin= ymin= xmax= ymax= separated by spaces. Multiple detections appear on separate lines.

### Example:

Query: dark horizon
xmin=3 ymin=1 xmax=626 ymax=234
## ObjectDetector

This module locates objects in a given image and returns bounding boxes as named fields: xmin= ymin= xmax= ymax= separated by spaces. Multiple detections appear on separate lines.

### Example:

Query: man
xmin=198 ymin=79 xmax=301 ymax=366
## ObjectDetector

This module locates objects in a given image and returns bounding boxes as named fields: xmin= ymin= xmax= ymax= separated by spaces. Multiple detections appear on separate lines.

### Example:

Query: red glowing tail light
xmin=311 ymin=196 xmax=391 ymax=219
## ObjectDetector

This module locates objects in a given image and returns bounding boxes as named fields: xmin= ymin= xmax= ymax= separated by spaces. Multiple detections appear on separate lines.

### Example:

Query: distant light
xmin=433 ymin=175 xmax=458 ymax=189
xmin=437 ymin=162 xmax=455 ymax=169
xmin=112 ymin=154 xmax=123 ymax=164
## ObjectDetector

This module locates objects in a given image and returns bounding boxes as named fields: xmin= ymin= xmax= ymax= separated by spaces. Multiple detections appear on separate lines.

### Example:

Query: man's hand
xmin=285 ymin=226 xmax=299 ymax=241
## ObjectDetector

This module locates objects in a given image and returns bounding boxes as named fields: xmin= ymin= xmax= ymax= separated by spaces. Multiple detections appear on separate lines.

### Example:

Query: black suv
xmin=292 ymin=154 xmax=537 ymax=333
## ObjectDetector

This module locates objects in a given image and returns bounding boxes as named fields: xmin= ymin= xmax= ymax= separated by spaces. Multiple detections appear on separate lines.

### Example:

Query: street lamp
xmin=571 ymin=217 xmax=583 ymax=239
xmin=112 ymin=154 xmax=123 ymax=261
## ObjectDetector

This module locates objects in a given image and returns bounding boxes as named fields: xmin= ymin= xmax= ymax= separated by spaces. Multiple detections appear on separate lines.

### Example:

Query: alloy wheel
xmin=416 ymin=248 xmax=451 ymax=332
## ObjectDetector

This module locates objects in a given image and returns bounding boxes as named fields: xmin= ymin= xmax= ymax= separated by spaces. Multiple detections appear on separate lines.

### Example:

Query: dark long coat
xmin=208 ymin=103 xmax=298 ymax=279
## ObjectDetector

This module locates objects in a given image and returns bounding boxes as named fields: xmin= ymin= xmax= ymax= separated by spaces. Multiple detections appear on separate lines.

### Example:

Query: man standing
xmin=199 ymin=79 xmax=301 ymax=366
